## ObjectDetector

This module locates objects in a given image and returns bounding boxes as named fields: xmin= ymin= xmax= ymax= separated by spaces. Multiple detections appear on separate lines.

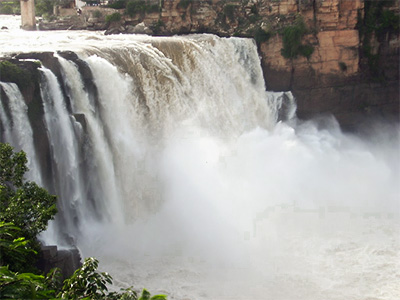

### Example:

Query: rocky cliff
xmin=27 ymin=0 xmax=400 ymax=129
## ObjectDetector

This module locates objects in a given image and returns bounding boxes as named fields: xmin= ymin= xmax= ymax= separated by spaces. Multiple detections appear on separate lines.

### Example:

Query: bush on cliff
xmin=357 ymin=0 xmax=399 ymax=78
xmin=108 ymin=0 xmax=126 ymax=9
xmin=106 ymin=12 xmax=122 ymax=23
xmin=280 ymin=16 xmax=314 ymax=60
xmin=126 ymin=0 xmax=159 ymax=17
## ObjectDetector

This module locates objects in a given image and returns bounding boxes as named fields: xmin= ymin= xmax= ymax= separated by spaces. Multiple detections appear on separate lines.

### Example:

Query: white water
xmin=0 ymin=15 xmax=399 ymax=300
xmin=0 ymin=82 xmax=42 ymax=183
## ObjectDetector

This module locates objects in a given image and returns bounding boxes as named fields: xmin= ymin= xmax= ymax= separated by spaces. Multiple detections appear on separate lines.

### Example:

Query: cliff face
xmin=255 ymin=0 xmax=399 ymax=129
xmin=34 ymin=0 xmax=400 ymax=128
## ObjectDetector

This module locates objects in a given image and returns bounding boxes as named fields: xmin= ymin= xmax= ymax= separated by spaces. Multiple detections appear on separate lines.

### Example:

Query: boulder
xmin=104 ymin=25 xmax=124 ymax=35
xmin=130 ymin=22 xmax=153 ymax=35
xmin=37 ymin=245 xmax=82 ymax=280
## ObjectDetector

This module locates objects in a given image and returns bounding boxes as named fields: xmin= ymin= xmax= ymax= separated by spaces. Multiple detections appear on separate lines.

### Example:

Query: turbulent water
xmin=1 ymin=15 xmax=399 ymax=300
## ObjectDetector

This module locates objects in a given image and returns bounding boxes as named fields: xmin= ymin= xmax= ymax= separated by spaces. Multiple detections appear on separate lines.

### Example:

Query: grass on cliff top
xmin=0 ymin=61 xmax=33 ymax=90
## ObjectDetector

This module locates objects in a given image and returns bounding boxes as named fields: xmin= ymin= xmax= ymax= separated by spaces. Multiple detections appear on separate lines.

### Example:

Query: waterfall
xmin=0 ymin=32 xmax=398 ymax=300
xmin=2 ymin=35 xmax=288 ymax=245
xmin=0 ymin=82 xmax=42 ymax=184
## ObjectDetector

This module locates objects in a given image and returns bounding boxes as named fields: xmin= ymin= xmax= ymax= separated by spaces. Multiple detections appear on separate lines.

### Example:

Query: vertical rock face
xmin=258 ymin=0 xmax=364 ymax=77
xmin=20 ymin=0 xmax=36 ymax=30
xmin=254 ymin=0 xmax=399 ymax=129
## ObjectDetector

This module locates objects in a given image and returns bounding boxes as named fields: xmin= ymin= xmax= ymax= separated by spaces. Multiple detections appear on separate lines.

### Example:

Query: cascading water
xmin=0 ymin=81 xmax=43 ymax=184
xmin=0 ymin=17 xmax=399 ymax=300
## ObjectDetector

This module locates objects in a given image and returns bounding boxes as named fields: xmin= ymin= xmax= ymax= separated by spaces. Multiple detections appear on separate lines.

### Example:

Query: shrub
xmin=280 ymin=16 xmax=314 ymax=59
xmin=105 ymin=12 xmax=122 ymax=23
xmin=0 ymin=143 xmax=57 ymax=241
xmin=35 ymin=0 xmax=54 ymax=17
xmin=357 ymin=1 xmax=399 ymax=78
xmin=92 ymin=10 xmax=103 ymax=18
xmin=0 ymin=143 xmax=57 ymax=272
xmin=59 ymin=257 xmax=167 ymax=300
xmin=108 ymin=0 xmax=126 ymax=9
xmin=1 ymin=256 xmax=168 ymax=300
xmin=254 ymin=27 xmax=271 ymax=44
xmin=250 ymin=4 xmax=258 ymax=15
xmin=0 ymin=5 xmax=13 ymax=15
xmin=125 ymin=0 xmax=158 ymax=17
xmin=0 ymin=222 xmax=37 ymax=273
xmin=151 ymin=19 xmax=165 ymax=34
xmin=299 ymin=44 xmax=314 ymax=59
xmin=0 ymin=266 xmax=54 ymax=299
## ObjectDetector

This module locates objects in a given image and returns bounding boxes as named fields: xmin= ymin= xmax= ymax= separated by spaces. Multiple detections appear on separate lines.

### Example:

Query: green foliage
xmin=1 ymin=255 xmax=168 ymax=299
xmin=361 ymin=1 xmax=399 ymax=35
xmin=0 ymin=143 xmax=57 ymax=241
xmin=299 ymin=44 xmax=314 ymax=59
xmin=3 ymin=181 xmax=57 ymax=239
xmin=0 ymin=143 xmax=56 ymax=272
xmin=0 ymin=5 xmax=13 ymax=14
xmin=0 ymin=143 xmax=167 ymax=299
xmin=105 ymin=12 xmax=122 ymax=23
xmin=0 ymin=266 xmax=55 ymax=299
xmin=0 ymin=143 xmax=27 ymax=188
xmin=58 ymin=257 xmax=112 ymax=299
xmin=378 ymin=9 xmax=399 ymax=33
xmin=92 ymin=10 xmax=103 ymax=18
xmin=0 ymin=144 xmax=47 ymax=271
xmin=357 ymin=1 xmax=399 ymax=77
xmin=59 ymin=257 xmax=167 ymax=300
xmin=0 ymin=61 xmax=32 ymax=90
xmin=280 ymin=16 xmax=313 ymax=59
xmin=151 ymin=19 xmax=165 ymax=34
xmin=0 ymin=1 xmax=20 ymax=15
xmin=254 ymin=27 xmax=271 ymax=44
xmin=108 ymin=0 xmax=126 ymax=9
xmin=35 ymin=0 xmax=55 ymax=17
xmin=125 ymin=0 xmax=159 ymax=17
xmin=0 ymin=222 xmax=37 ymax=273
xmin=250 ymin=4 xmax=258 ymax=15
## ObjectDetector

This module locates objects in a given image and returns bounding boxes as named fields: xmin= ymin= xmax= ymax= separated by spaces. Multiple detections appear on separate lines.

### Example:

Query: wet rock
xmin=128 ymin=22 xmax=153 ymax=35
xmin=104 ymin=25 xmax=124 ymax=35
xmin=37 ymin=245 xmax=82 ymax=280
